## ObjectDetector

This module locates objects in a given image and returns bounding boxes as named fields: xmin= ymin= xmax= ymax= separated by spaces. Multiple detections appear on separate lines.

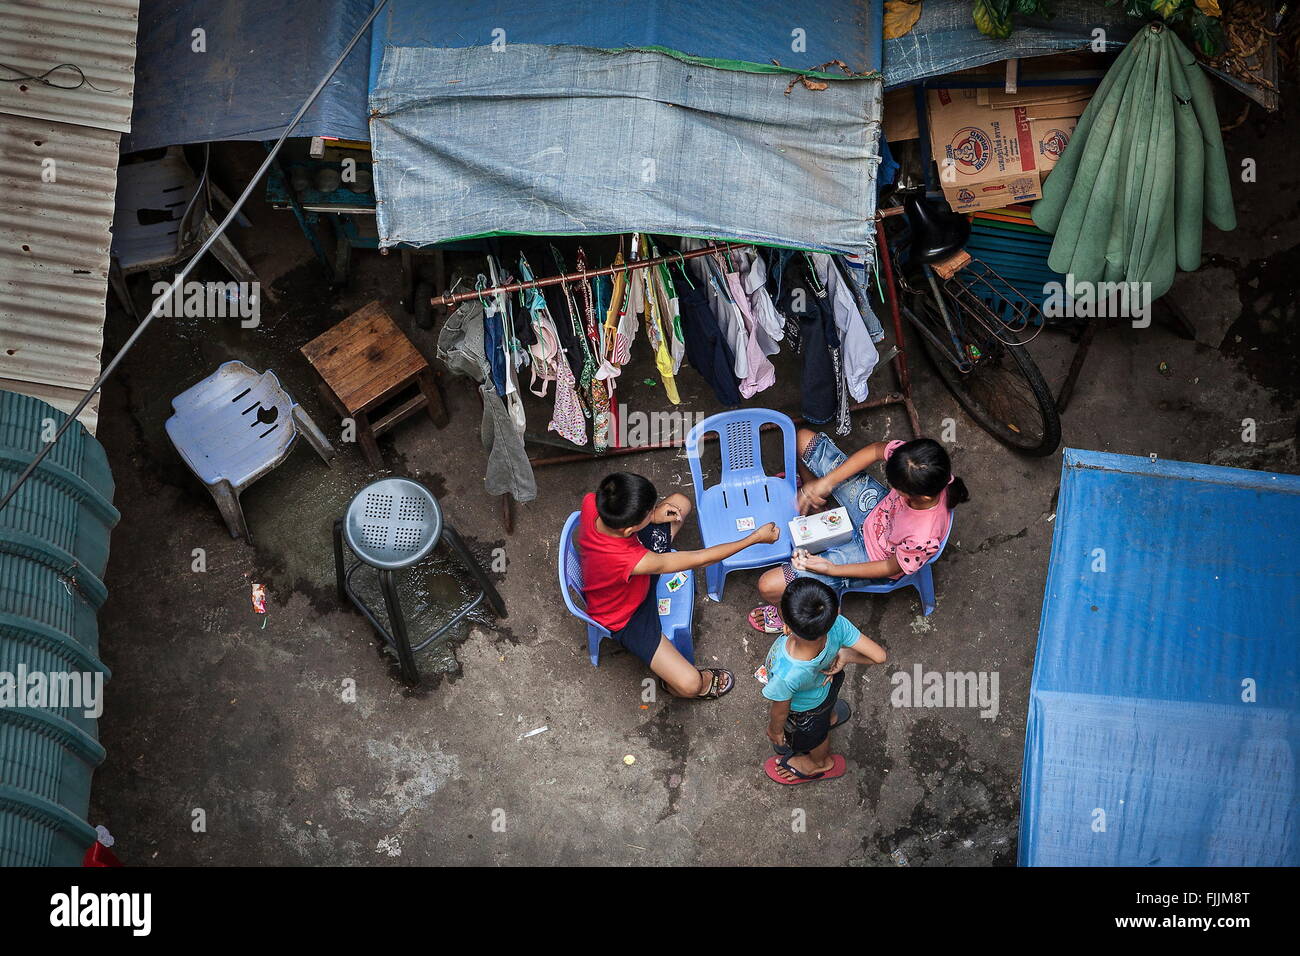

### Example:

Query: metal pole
xmin=0 ymin=0 xmax=391 ymax=515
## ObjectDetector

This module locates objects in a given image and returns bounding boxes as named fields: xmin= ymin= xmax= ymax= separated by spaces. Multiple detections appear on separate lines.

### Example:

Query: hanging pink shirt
xmin=725 ymin=272 xmax=775 ymax=398
xmin=862 ymin=441 xmax=953 ymax=578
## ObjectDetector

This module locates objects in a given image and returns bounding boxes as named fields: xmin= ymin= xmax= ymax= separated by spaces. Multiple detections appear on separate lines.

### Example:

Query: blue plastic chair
xmin=558 ymin=511 xmax=695 ymax=667
xmin=843 ymin=512 xmax=955 ymax=616
xmin=685 ymin=409 xmax=797 ymax=602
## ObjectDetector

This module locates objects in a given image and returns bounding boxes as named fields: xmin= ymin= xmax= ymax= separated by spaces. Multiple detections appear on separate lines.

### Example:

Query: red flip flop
xmin=763 ymin=753 xmax=847 ymax=785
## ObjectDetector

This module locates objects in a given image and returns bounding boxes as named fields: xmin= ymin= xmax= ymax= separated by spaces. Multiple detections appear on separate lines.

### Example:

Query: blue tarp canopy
xmin=368 ymin=0 xmax=880 ymax=82
xmin=369 ymin=0 xmax=884 ymax=253
xmin=124 ymin=0 xmax=374 ymax=153
xmin=1020 ymin=449 xmax=1300 ymax=867
xmin=127 ymin=0 xmax=885 ymax=252
xmin=883 ymin=0 xmax=1131 ymax=89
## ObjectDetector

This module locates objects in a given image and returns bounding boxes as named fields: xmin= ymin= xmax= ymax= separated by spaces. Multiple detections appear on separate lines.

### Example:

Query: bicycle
xmin=880 ymin=192 xmax=1062 ymax=458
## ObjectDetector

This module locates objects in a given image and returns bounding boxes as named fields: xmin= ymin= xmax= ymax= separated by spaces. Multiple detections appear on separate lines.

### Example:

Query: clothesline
xmin=430 ymin=242 xmax=741 ymax=309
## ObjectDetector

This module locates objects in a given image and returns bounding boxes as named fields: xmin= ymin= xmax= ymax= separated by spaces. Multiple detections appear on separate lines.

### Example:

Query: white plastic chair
xmin=165 ymin=361 xmax=334 ymax=542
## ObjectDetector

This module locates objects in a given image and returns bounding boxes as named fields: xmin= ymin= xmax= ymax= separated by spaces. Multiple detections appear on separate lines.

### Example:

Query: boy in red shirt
xmin=578 ymin=472 xmax=779 ymax=699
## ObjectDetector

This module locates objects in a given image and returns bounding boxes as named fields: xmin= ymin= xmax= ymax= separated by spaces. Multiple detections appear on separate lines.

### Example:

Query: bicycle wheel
xmin=906 ymin=289 xmax=1061 ymax=457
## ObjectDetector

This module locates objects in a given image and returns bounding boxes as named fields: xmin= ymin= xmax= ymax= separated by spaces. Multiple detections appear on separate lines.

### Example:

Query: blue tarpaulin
xmin=369 ymin=0 xmax=880 ymax=83
xmin=884 ymin=0 xmax=1131 ymax=89
xmin=1019 ymin=449 xmax=1300 ymax=867
xmin=369 ymin=0 xmax=884 ymax=252
xmin=124 ymin=0 xmax=374 ymax=153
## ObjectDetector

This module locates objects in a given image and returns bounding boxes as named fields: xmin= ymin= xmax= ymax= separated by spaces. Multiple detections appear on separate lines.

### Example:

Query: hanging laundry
xmin=836 ymin=253 xmax=886 ymax=343
xmin=713 ymin=246 xmax=775 ymax=399
xmin=549 ymin=244 xmax=597 ymax=421
xmin=777 ymin=255 xmax=851 ymax=435
xmin=486 ymin=255 xmax=526 ymax=433
xmin=681 ymin=238 xmax=749 ymax=382
xmin=730 ymin=246 xmax=784 ymax=357
xmin=674 ymin=261 xmax=743 ymax=407
xmin=724 ymin=270 xmax=775 ymax=398
xmin=648 ymin=240 xmax=687 ymax=374
xmin=592 ymin=273 xmax=623 ymax=448
xmin=605 ymin=249 xmax=637 ymax=368
xmin=517 ymin=253 xmax=563 ymax=398
xmin=477 ymin=272 xmax=509 ymax=398
xmin=436 ymin=293 xmax=537 ymax=503
xmin=811 ymin=253 xmax=880 ymax=403
xmin=635 ymin=235 xmax=681 ymax=404
xmin=576 ymin=248 xmax=614 ymax=452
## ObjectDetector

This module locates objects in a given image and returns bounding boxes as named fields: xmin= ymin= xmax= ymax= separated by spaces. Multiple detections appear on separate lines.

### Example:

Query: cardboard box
xmin=884 ymin=87 xmax=920 ymax=142
xmin=789 ymin=508 xmax=854 ymax=554
xmin=975 ymin=84 xmax=1092 ymax=113
xmin=927 ymin=86 xmax=1088 ymax=213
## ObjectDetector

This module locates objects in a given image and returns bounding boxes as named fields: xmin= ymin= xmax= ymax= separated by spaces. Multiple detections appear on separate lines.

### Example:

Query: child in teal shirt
xmin=758 ymin=578 xmax=887 ymax=784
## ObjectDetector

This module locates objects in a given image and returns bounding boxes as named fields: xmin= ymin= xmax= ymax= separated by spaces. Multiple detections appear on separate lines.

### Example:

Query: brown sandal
xmin=659 ymin=668 xmax=735 ymax=700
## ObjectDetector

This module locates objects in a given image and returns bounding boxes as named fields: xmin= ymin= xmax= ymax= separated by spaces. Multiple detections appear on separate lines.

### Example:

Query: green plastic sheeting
xmin=1032 ymin=23 xmax=1235 ymax=300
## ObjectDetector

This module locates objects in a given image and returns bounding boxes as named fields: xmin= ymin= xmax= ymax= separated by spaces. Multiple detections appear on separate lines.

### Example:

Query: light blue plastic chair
xmin=685 ymin=409 xmax=797 ymax=602
xmin=559 ymin=511 xmax=695 ymax=667
xmin=843 ymin=512 xmax=955 ymax=616
xmin=165 ymin=361 xmax=334 ymax=543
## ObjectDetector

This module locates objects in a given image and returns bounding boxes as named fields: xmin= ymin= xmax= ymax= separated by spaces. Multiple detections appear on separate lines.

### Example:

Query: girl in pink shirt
xmin=749 ymin=431 xmax=969 ymax=633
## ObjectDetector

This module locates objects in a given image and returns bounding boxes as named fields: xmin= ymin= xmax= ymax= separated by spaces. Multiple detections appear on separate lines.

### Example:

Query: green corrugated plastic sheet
xmin=0 ymin=389 xmax=118 ymax=866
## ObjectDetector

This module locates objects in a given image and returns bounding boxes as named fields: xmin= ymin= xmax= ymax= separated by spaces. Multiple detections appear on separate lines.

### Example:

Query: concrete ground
xmin=88 ymin=107 xmax=1297 ymax=866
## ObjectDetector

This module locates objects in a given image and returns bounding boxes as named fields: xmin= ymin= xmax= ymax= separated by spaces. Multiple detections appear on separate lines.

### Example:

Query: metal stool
xmin=332 ymin=478 xmax=506 ymax=684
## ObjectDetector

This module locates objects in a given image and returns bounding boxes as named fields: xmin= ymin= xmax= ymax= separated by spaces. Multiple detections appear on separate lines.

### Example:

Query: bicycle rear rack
xmin=938 ymin=255 xmax=1046 ymax=347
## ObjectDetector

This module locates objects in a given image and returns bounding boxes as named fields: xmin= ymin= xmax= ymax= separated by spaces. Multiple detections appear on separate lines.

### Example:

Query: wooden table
xmin=300 ymin=301 xmax=446 ymax=468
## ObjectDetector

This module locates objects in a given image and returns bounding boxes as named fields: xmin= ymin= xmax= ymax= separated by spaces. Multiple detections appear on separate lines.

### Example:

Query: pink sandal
xmin=747 ymin=604 xmax=784 ymax=634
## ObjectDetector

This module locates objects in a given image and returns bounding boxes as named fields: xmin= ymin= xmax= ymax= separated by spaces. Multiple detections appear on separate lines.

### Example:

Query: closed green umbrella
xmin=1033 ymin=23 xmax=1235 ymax=301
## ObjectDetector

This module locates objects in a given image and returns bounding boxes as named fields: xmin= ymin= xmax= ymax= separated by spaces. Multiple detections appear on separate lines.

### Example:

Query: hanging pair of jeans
xmin=675 ymin=264 xmax=742 ymax=407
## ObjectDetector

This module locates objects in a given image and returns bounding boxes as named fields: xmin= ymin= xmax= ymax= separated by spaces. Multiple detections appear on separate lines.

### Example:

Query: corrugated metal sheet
xmin=0 ymin=0 xmax=140 ymax=434
xmin=0 ymin=113 xmax=120 ymax=433
xmin=0 ymin=0 xmax=139 ymax=133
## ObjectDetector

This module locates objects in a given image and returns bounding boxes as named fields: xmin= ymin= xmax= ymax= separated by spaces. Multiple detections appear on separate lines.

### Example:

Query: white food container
xmin=788 ymin=507 xmax=854 ymax=553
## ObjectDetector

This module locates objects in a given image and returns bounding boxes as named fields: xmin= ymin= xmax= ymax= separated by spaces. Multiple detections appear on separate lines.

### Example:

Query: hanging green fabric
xmin=1033 ymin=23 xmax=1235 ymax=301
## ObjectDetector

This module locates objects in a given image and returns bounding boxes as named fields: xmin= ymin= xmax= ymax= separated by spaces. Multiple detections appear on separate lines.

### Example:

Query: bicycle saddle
xmin=905 ymin=194 xmax=971 ymax=264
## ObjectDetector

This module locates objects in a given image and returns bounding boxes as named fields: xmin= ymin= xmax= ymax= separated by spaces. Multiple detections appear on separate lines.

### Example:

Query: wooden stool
xmin=301 ymin=301 xmax=447 ymax=468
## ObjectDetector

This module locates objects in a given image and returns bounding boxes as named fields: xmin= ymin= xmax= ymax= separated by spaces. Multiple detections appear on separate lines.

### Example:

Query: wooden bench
xmin=301 ymin=301 xmax=446 ymax=468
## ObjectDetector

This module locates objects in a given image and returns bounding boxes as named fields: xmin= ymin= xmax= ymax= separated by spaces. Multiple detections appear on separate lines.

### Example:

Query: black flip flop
xmin=772 ymin=698 xmax=852 ymax=755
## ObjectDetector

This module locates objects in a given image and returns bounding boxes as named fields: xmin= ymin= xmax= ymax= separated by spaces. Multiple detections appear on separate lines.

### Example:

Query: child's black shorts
xmin=636 ymin=520 xmax=673 ymax=555
xmin=609 ymin=576 xmax=662 ymax=665
xmin=785 ymin=670 xmax=846 ymax=754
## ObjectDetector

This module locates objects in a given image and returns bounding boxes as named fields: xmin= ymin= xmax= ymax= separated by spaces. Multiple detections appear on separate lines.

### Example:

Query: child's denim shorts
xmin=785 ymin=433 xmax=891 ymax=596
